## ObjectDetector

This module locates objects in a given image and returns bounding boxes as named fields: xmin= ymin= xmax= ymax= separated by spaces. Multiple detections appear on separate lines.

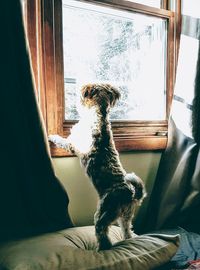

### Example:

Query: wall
xmin=53 ymin=151 xmax=162 ymax=227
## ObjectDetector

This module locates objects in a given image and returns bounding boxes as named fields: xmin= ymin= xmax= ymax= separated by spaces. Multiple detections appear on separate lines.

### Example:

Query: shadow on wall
xmin=52 ymin=151 xmax=162 ymax=229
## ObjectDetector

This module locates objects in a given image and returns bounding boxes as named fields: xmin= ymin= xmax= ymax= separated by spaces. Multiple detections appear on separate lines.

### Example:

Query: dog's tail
xmin=124 ymin=173 xmax=147 ymax=201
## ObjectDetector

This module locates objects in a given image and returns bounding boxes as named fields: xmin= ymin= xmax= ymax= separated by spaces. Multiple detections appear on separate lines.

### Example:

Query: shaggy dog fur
xmin=49 ymin=83 xmax=146 ymax=250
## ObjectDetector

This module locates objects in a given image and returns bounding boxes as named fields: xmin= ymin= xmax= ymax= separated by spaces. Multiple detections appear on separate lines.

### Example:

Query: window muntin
xmin=63 ymin=0 xmax=167 ymax=121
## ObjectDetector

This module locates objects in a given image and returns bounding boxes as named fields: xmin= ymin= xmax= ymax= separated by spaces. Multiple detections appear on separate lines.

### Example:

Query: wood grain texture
xmin=26 ymin=0 xmax=176 ymax=156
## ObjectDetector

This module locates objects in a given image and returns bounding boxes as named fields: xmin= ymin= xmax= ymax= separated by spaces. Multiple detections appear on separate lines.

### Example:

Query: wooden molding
xmin=79 ymin=0 xmax=172 ymax=18
xmin=50 ymin=136 xmax=167 ymax=157
xmin=49 ymin=120 xmax=168 ymax=157
xmin=25 ymin=0 xmax=176 ymax=157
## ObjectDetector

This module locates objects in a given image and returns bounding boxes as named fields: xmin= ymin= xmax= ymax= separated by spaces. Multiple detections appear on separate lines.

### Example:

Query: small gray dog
xmin=49 ymin=83 xmax=146 ymax=250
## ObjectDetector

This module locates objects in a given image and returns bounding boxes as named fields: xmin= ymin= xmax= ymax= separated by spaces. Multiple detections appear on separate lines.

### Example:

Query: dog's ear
xmin=108 ymin=85 xmax=121 ymax=107
xmin=90 ymin=87 xmax=98 ymax=98
xmin=81 ymin=85 xmax=89 ymax=98
xmin=83 ymin=89 xmax=89 ymax=98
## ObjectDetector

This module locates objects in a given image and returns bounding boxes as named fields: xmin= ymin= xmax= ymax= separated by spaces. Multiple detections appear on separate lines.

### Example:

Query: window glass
xmin=182 ymin=0 xmax=200 ymax=17
xmin=128 ymin=0 xmax=161 ymax=8
xmin=62 ymin=0 xmax=167 ymax=120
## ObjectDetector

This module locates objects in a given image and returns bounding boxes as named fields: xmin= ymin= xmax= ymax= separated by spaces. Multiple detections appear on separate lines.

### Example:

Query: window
xmin=25 ymin=0 xmax=181 ymax=156
xmin=63 ymin=0 xmax=167 ymax=121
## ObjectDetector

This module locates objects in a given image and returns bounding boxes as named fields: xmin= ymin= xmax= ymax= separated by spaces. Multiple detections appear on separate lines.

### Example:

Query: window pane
xmin=129 ymin=0 xmax=161 ymax=8
xmin=62 ymin=0 xmax=167 ymax=120
xmin=182 ymin=0 xmax=200 ymax=17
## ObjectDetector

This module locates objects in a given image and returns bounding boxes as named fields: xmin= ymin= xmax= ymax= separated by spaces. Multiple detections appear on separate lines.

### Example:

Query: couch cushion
xmin=0 ymin=225 xmax=179 ymax=270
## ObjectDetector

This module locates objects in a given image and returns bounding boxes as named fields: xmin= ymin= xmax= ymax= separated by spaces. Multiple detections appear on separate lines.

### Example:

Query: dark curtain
xmin=0 ymin=1 xmax=73 ymax=241
xmin=142 ymin=2 xmax=200 ymax=234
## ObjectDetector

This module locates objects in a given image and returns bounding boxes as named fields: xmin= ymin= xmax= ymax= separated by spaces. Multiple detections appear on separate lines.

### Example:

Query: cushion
xmin=0 ymin=225 xmax=179 ymax=270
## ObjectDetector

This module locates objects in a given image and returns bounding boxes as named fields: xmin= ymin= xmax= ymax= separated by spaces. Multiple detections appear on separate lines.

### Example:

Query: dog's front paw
xmin=48 ymin=134 xmax=61 ymax=144
xmin=48 ymin=134 xmax=69 ymax=149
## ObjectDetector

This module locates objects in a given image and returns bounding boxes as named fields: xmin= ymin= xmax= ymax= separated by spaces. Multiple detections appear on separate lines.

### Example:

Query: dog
xmin=49 ymin=83 xmax=146 ymax=250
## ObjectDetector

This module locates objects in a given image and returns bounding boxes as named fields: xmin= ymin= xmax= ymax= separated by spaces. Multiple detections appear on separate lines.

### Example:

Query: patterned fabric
xmin=147 ymin=227 xmax=200 ymax=269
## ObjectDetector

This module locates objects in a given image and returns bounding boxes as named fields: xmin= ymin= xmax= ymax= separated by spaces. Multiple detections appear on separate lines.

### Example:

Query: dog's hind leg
xmin=94 ymin=205 xmax=119 ymax=251
xmin=118 ymin=204 xmax=136 ymax=239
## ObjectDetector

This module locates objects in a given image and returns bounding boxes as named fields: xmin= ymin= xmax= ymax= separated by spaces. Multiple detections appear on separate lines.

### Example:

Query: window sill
xmin=50 ymin=120 xmax=168 ymax=157
xmin=50 ymin=136 xmax=167 ymax=157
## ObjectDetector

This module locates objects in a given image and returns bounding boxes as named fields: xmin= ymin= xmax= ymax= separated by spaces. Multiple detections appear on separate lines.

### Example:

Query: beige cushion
xmin=0 ymin=225 xmax=179 ymax=270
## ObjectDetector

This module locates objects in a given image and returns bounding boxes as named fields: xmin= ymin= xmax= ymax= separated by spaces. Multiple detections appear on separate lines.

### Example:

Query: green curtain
xmin=142 ymin=1 xmax=200 ymax=233
xmin=0 ymin=1 xmax=73 ymax=241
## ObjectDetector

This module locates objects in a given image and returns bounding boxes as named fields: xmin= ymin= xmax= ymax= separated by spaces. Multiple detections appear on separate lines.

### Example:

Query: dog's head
xmin=81 ymin=83 xmax=121 ymax=110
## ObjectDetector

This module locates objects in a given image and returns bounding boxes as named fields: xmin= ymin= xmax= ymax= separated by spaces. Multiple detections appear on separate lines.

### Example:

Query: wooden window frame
xmin=25 ymin=0 xmax=181 ymax=157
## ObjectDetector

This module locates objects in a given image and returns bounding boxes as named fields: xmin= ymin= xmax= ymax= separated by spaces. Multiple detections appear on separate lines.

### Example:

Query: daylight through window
xmin=129 ymin=0 xmax=161 ymax=8
xmin=62 ymin=0 xmax=167 ymax=121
